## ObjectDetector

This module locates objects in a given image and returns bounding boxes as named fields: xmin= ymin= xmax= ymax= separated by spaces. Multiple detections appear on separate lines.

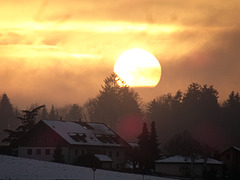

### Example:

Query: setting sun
xmin=114 ymin=48 xmax=161 ymax=87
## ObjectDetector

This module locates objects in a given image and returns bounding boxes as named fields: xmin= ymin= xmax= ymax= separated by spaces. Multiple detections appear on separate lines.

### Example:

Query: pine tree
xmin=0 ymin=93 xmax=16 ymax=129
xmin=16 ymin=105 xmax=45 ymax=133
xmin=84 ymin=73 xmax=141 ymax=132
xmin=65 ymin=104 xmax=82 ymax=121
xmin=49 ymin=105 xmax=59 ymax=120
xmin=138 ymin=122 xmax=151 ymax=170
xmin=3 ymin=105 xmax=45 ymax=147
xmin=222 ymin=91 xmax=240 ymax=145
xmin=39 ymin=105 xmax=49 ymax=120
xmin=0 ymin=93 xmax=18 ymax=144
xmin=150 ymin=121 xmax=160 ymax=161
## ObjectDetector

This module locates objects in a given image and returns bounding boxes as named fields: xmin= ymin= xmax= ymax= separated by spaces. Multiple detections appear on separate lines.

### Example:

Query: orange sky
xmin=1 ymin=0 xmax=240 ymax=108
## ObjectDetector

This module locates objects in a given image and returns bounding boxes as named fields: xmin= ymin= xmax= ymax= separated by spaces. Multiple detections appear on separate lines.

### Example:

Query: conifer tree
xmin=16 ymin=105 xmax=45 ymax=133
xmin=150 ymin=121 xmax=160 ymax=161
xmin=84 ymin=73 xmax=141 ymax=131
xmin=49 ymin=105 xmax=59 ymax=120
xmin=138 ymin=122 xmax=151 ymax=170
xmin=3 ymin=105 xmax=45 ymax=146
xmin=0 ymin=93 xmax=18 ymax=144
xmin=0 ymin=93 xmax=16 ymax=129
xmin=39 ymin=105 xmax=49 ymax=120
xmin=65 ymin=104 xmax=82 ymax=121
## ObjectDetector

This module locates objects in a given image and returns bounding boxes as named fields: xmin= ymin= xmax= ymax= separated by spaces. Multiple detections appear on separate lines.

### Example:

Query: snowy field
xmin=0 ymin=155 xmax=176 ymax=180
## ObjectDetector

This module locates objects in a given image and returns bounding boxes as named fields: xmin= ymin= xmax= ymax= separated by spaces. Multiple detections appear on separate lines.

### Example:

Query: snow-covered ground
xmin=0 ymin=155 xmax=176 ymax=180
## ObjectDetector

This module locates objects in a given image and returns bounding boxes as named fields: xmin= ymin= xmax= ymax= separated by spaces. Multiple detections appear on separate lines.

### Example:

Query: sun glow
xmin=114 ymin=48 xmax=161 ymax=87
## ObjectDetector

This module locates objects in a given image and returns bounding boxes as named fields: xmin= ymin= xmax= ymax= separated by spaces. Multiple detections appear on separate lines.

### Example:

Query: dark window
xmin=116 ymin=163 xmax=119 ymax=169
xmin=75 ymin=149 xmax=78 ymax=155
xmin=109 ymin=151 xmax=112 ymax=157
xmin=96 ymin=135 xmax=119 ymax=144
xmin=116 ymin=151 xmax=119 ymax=157
xmin=82 ymin=150 xmax=85 ymax=155
xmin=112 ymin=136 xmax=120 ymax=144
xmin=45 ymin=149 xmax=50 ymax=155
xmin=96 ymin=135 xmax=107 ymax=143
xmin=36 ymin=149 xmax=41 ymax=155
xmin=68 ymin=133 xmax=87 ymax=142
xmin=27 ymin=149 xmax=32 ymax=155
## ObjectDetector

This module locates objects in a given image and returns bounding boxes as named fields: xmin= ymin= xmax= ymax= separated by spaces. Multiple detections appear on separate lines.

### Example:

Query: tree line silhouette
xmin=1 ymin=73 xmax=240 ymax=156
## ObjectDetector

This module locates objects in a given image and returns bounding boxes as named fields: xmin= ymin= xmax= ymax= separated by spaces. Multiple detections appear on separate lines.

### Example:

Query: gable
xmin=18 ymin=121 xmax=68 ymax=147
xmin=221 ymin=146 xmax=240 ymax=156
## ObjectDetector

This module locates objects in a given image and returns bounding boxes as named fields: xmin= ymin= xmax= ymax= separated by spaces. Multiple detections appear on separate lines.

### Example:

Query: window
xmin=45 ymin=149 xmax=50 ymax=155
xmin=95 ymin=135 xmax=119 ymax=144
xmin=116 ymin=151 xmax=119 ymax=158
xmin=82 ymin=150 xmax=85 ymax=155
xmin=96 ymin=134 xmax=107 ymax=143
xmin=68 ymin=133 xmax=87 ymax=142
xmin=27 ymin=149 xmax=32 ymax=155
xmin=116 ymin=163 xmax=119 ymax=169
xmin=112 ymin=136 xmax=120 ymax=144
xmin=36 ymin=149 xmax=41 ymax=155
xmin=109 ymin=151 xmax=112 ymax=157
xmin=75 ymin=149 xmax=78 ymax=155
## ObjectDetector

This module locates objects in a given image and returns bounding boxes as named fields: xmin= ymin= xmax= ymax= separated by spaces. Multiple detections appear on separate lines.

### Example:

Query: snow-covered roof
xmin=42 ymin=120 xmax=128 ymax=147
xmin=156 ymin=155 xmax=223 ymax=165
xmin=94 ymin=154 xmax=112 ymax=162
xmin=233 ymin=146 xmax=240 ymax=152
xmin=128 ymin=142 xmax=139 ymax=148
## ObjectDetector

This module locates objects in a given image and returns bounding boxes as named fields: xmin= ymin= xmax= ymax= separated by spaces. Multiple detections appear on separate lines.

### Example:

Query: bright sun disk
xmin=114 ymin=48 xmax=161 ymax=87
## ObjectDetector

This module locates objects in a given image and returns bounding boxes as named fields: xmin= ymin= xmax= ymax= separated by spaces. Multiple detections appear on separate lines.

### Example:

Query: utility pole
xmin=92 ymin=167 xmax=96 ymax=180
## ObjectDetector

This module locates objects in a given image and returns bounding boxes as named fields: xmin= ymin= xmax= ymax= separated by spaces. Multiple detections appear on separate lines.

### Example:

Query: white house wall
xmin=18 ymin=147 xmax=69 ymax=162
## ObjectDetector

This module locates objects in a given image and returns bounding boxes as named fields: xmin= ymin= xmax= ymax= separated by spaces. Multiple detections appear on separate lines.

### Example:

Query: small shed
xmin=155 ymin=155 xmax=223 ymax=179
xmin=220 ymin=146 xmax=240 ymax=172
xmin=94 ymin=154 xmax=113 ymax=169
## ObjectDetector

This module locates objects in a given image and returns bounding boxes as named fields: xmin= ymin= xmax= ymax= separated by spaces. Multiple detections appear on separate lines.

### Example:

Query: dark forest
xmin=1 ymin=73 xmax=240 ymax=155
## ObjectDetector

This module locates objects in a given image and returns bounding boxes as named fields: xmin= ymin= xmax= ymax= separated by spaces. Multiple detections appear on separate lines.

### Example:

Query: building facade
xmin=18 ymin=120 xmax=130 ymax=170
xmin=220 ymin=146 xmax=240 ymax=173
xmin=155 ymin=155 xmax=223 ymax=179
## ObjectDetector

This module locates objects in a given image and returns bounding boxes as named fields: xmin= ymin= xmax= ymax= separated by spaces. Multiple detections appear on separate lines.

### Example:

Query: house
xmin=18 ymin=120 xmax=130 ymax=170
xmin=220 ymin=146 xmax=240 ymax=173
xmin=155 ymin=155 xmax=223 ymax=179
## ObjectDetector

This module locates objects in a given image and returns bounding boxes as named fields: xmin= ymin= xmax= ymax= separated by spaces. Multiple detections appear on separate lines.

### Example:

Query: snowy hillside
xmin=0 ymin=155 xmax=176 ymax=180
